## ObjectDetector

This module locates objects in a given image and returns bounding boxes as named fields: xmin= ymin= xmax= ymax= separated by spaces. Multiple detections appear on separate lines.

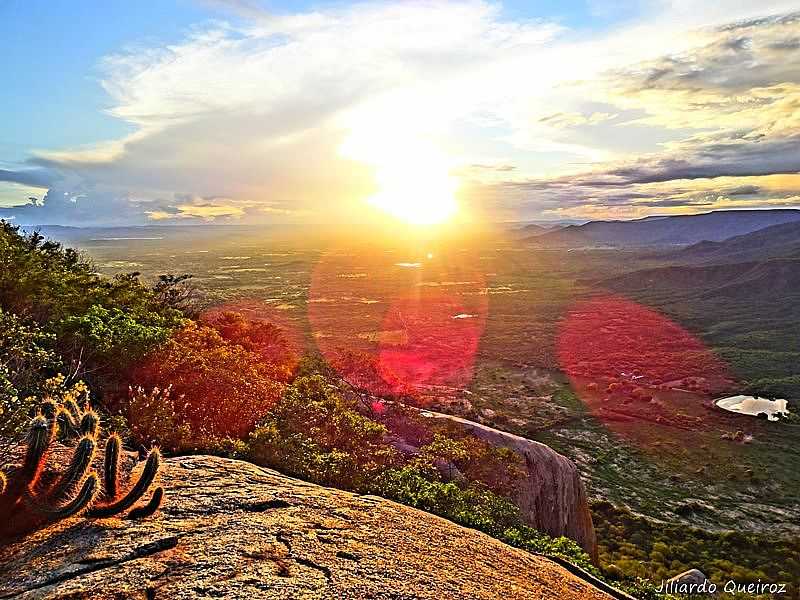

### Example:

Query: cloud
xmin=0 ymin=167 xmax=57 ymax=189
xmin=537 ymin=112 xmax=617 ymax=129
xmin=4 ymin=1 xmax=800 ymax=224
xmin=0 ymin=188 xmax=148 ymax=226
xmin=17 ymin=1 xmax=563 ymax=225
xmin=486 ymin=11 xmax=800 ymax=219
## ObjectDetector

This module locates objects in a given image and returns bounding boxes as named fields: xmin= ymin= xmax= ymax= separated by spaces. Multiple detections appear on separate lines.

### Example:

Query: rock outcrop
xmin=419 ymin=410 xmax=598 ymax=562
xmin=667 ymin=568 xmax=708 ymax=587
xmin=0 ymin=455 xmax=612 ymax=600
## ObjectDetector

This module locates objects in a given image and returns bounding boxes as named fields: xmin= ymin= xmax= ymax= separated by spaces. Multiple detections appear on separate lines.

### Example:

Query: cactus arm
xmin=51 ymin=474 xmax=98 ymax=519
xmin=103 ymin=434 xmax=121 ymax=499
xmin=33 ymin=474 xmax=98 ymax=520
xmin=88 ymin=449 xmax=161 ymax=518
xmin=64 ymin=399 xmax=83 ymax=422
xmin=127 ymin=487 xmax=164 ymax=520
xmin=80 ymin=411 xmax=100 ymax=438
xmin=57 ymin=408 xmax=80 ymax=439
xmin=4 ymin=416 xmax=56 ymax=504
xmin=46 ymin=436 xmax=96 ymax=503
xmin=39 ymin=400 xmax=59 ymax=422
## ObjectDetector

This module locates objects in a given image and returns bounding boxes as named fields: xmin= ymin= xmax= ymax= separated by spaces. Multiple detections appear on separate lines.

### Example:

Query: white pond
xmin=715 ymin=395 xmax=790 ymax=421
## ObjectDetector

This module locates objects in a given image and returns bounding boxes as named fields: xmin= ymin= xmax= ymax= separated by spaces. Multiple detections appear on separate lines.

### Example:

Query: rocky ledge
xmin=419 ymin=410 xmax=598 ymax=562
xmin=0 ymin=455 xmax=612 ymax=599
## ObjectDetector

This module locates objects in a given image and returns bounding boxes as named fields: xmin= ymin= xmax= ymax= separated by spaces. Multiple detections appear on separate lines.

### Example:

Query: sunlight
xmin=340 ymin=132 xmax=459 ymax=225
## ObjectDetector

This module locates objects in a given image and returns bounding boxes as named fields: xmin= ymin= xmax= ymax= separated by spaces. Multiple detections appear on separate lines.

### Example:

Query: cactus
xmin=0 ymin=395 xmax=165 ymax=544
xmin=0 ymin=412 xmax=97 ymax=540
xmin=87 ymin=435 xmax=164 ymax=519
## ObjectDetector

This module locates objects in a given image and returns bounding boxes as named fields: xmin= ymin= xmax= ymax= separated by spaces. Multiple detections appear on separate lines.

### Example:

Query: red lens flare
xmin=557 ymin=295 xmax=735 ymax=441
xmin=308 ymin=248 xmax=488 ymax=399
xmin=377 ymin=289 xmax=485 ymax=397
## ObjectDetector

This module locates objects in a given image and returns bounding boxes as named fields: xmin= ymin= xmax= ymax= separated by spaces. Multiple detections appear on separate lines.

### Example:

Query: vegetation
xmin=0 ymin=221 xmax=185 ymax=395
xmin=0 ymin=311 xmax=60 ymax=448
xmin=248 ymin=375 xmax=397 ymax=489
xmin=4 ymin=221 xmax=797 ymax=598
xmin=0 ymin=223 xmax=601 ymax=583
xmin=593 ymin=501 xmax=799 ymax=597
xmin=127 ymin=321 xmax=285 ymax=445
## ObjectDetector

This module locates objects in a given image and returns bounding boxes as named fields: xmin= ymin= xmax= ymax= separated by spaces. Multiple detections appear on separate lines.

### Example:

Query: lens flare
xmin=377 ymin=290 xmax=484 ymax=395
xmin=308 ymin=248 xmax=487 ymax=400
xmin=557 ymin=295 xmax=736 ymax=452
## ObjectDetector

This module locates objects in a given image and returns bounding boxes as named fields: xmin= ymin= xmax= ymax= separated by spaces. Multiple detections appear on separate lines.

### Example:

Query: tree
xmin=248 ymin=375 xmax=398 ymax=489
xmin=128 ymin=322 xmax=284 ymax=443
xmin=202 ymin=311 xmax=297 ymax=382
xmin=0 ymin=309 xmax=61 ymax=447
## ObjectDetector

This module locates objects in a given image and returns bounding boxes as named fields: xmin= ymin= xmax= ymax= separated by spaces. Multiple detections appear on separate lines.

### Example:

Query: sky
xmin=0 ymin=0 xmax=799 ymax=226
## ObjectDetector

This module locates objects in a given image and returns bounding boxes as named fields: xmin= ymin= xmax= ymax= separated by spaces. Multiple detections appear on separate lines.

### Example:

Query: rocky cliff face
xmin=0 ymin=455 xmax=611 ymax=600
xmin=420 ymin=410 xmax=598 ymax=563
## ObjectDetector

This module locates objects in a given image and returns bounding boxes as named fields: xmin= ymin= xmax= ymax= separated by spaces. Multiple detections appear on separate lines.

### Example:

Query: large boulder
xmin=0 ymin=455 xmax=612 ymax=599
xmin=420 ymin=410 xmax=598 ymax=562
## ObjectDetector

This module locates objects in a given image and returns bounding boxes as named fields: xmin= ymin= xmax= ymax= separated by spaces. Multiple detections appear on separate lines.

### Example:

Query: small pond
xmin=715 ymin=395 xmax=790 ymax=421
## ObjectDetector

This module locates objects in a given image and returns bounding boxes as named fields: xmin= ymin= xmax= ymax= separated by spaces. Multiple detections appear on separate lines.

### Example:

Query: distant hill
xmin=528 ymin=209 xmax=800 ymax=248
xmin=667 ymin=220 xmax=800 ymax=264
xmin=509 ymin=222 xmax=567 ymax=238
xmin=520 ymin=223 xmax=548 ymax=235
xmin=599 ymin=258 xmax=800 ymax=301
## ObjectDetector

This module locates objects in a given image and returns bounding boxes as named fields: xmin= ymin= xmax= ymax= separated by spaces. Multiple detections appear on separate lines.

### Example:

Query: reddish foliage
xmin=201 ymin=309 xmax=299 ymax=382
xmin=128 ymin=322 xmax=284 ymax=441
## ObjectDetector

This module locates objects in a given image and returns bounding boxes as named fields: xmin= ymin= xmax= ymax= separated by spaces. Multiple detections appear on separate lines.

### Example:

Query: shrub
xmin=202 ymin=311 xmax=297 ymax=382
xmin=128 ymin=322 xmax=284 ymax=444
xmin=0 ymin=310 xmax=61 ymax=447
xmin=248 ymin=375 xmax=398 ymax=489
xmin=125 ymin=386 xmax=194 ymax=453
xmin=56 ymin=305 xmax=175 ymax=376
xmin=373 ymin=465 xmax=594 ymax=570
xmin=0 ymin=223 xmax=97 ymax=323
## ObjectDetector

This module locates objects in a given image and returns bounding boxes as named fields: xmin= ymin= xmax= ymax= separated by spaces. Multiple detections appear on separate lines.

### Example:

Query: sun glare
xmin=340 ymin=132 xmax=459 ymax=225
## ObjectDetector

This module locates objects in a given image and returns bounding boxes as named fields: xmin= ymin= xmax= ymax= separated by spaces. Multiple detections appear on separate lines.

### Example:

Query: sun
xmin=340 ymin=132 xmax=459 ymax=225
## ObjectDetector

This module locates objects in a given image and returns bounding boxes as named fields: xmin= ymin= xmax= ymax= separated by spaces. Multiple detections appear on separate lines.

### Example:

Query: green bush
xmin=248 ymin=375 xmax=398 ymax=489
xmin=57 ymin=305 xmax=175 ymax=374
xmin=0 ymin=309 xmax=61 ymax=445
xmin=0 ymin=222 xmax=185 ymax=390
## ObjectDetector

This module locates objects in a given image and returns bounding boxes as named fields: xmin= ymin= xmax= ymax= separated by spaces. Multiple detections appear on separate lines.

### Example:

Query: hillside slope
xmin=668 ymin=220 xmax=800 ymax=264
xmin=0 ymin=455 xmax=613 ymax=600
xmin=420 ymin=409 xmax=597 ymax=561
xmin=529 ymin=209 xmax=800 ymax=247
xmin=598 ymin=258 xmax=800 ymax=301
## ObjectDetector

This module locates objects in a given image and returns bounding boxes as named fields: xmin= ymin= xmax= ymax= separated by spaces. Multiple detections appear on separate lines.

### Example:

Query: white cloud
xmin=3 ymin=1 xmax=799 ymax=224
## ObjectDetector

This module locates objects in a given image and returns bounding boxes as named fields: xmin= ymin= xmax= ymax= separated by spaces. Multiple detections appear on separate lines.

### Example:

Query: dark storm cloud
xmin=0 ymin=188 xmax=148 ymax=226
xmin=0 ymin=167 xmax=57 ymax=188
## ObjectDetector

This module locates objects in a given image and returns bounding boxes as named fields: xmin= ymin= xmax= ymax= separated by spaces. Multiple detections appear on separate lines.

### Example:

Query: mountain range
xmin=528 ymin=209 xmax=800 ymax=248
xmin=595 ymin=214 xmax=800 ymax=301
xmin=665 ymin=220 xmax=800 ymax=265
